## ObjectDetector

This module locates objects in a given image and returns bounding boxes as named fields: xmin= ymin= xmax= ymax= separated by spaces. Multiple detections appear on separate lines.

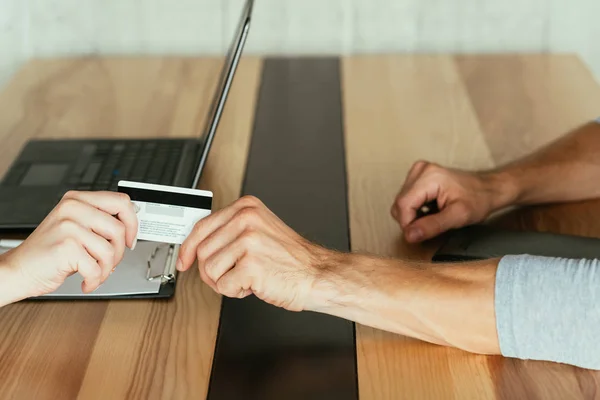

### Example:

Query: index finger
xmin=62 ymin=191 xmax=138 ymax=249
xmin=178 ymin=195 xmax=263 ymax=271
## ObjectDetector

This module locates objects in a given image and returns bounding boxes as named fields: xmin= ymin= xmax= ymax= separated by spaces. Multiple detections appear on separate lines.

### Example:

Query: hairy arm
xmin=394 ymin=120 xmax=600 ymax=243
xmin=311 ymin=253 xmax=501 ymax=354
xmin=311 ymin=252 xmax=600 ymax=370
xmin=491 ymin=120 xmax=600 ymax=207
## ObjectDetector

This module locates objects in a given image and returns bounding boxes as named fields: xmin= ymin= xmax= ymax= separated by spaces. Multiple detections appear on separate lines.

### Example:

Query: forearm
xmin=488 ymin=120 xmax=600 ymax=207
xmin=310 ymin=253 xmax=501 ymax=354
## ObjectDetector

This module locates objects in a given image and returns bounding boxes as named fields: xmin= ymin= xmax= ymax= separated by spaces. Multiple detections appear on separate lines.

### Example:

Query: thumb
xmin=404 ymin=203 xmax=469 ymax=243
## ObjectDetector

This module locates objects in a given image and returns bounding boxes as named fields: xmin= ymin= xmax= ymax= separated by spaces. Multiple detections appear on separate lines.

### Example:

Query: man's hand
xmin=0 ymin=191 xmax=138 ymax=301
xmin=177 ymin=196 xmax=326 ymax=312
xmin=391 ymin=161 xmax=515 ymax=243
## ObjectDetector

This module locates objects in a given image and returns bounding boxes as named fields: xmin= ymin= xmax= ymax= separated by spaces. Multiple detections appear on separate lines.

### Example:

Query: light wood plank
xmin=75 ymin=57 xmax=262 ymax=400
xmin=342 ymin=55 xmax=496 ymax=400
xmin=0 ymin=57 xmax=262 ymax=399
xmin=457 ymin=54 xmax=600 ymax=399
xmin=456 ymin=54 xmax=600 ymax=165
xmin=457 ymin=54 xmax=600 ymax=239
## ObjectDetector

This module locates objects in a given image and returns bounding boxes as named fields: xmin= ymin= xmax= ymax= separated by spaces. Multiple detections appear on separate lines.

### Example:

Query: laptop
xmin=0 ymin=0 xmax=254 ymax=232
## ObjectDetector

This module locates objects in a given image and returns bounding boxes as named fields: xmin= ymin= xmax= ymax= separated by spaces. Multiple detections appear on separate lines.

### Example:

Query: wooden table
xmin=1 ymin=55 xmax=600 ymax=399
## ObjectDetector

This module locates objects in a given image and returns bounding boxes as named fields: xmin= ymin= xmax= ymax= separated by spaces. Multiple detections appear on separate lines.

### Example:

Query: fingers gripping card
xmin=118 ymin=181 xmax=213 ymax=245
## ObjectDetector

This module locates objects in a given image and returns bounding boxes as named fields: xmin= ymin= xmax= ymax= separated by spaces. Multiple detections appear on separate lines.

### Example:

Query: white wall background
xmin=1 ymin=0 xmax=600 ymax=89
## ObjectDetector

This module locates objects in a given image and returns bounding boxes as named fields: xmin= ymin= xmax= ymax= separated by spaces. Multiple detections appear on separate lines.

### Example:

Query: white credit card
xmin=118 ymin=180 xmax=213 ymax=245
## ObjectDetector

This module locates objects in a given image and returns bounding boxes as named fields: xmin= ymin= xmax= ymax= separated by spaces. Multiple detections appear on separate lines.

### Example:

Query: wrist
xmin=307 ymin=250 xmax=396 ymax=315
xmin=307 ymin=250 xmax=353 ymax=312
xmin=0 ymin=252 xmax=28 ymax=307
xmin=481 ymin=170 xmax=521 ymax=212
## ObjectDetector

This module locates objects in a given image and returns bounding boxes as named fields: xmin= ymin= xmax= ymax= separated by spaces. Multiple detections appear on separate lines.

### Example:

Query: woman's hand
xmin=0 ymin=191 xmax=138 ymax=305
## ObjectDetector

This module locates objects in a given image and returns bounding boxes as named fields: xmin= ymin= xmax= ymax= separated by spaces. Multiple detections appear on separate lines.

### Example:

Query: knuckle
xmin=56 ymin=198 xmax=78 ymax=214
xmin=235 ymin=207 xmax=259 ymax=226
xmin=196 ymin=246 xmax=209 ymax=265
xmin=238 ymin=195 xmax=262 ymax=208
xmin=216 ymin=278 xmax=234 ymax=296
xmin=58 ymin=237 xmax=79 ymax=252
xmin=423 ymin=162 xmax=441 ymax=175
xmin=57 ymin=218 xmax=78 ymax=234
xmin=203 ymin=254 xmax=214 ymax=272
xmin=63 ymin=190 xmax=78 ymax=199
xmin=118 ymin=192 xmax=131 ymax=203
xmin=412 ymin=160 xmax=428 ymax=170
xmin=240 ymin=230 xmax=260 ymax=248
xmin=191 ymin=217 xmax=208 ymax=234
xmin=113 ymin=221 xmax=126 ymax=239
xmin=113 ymin=192 xmax=131 ymax=206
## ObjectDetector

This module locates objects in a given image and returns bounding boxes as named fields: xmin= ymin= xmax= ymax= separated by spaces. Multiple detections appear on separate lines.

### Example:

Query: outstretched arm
xmin=178 ymin=196 xmax=600 ymax=370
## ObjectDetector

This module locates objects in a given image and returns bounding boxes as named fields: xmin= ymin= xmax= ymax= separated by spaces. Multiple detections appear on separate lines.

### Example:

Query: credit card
xmin=118 ymin=180 xmax=213 ymax=245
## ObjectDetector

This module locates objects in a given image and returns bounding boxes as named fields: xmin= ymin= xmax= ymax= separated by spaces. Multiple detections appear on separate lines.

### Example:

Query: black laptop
xmin=0 ymin=0 xmax=254 ymax=232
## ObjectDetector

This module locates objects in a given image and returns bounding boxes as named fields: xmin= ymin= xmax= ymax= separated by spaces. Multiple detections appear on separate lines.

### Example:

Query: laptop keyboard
xmin=66 ymin=140 xmax=184 ymax=194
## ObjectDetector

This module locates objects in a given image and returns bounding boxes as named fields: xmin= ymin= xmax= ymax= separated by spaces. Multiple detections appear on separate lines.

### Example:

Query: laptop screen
xmin=191 ymin=0 xmax=254 ymax=188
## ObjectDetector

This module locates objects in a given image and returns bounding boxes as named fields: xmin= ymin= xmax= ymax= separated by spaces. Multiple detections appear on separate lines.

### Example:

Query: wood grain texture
xmin=0 ymin=56 xmax=262 ymax=399
xmin=342 ymin=55 xmax=497 ymax=400
xmin=3 ymin=54 xmax=600 ymax=399
xmin=456 ymin=54 xmax=600 ymax=165
xmin=457 ymin=54 xmax=600 ymax=240
xmin=343 ymin=54 xmax=600 ymax=399
xmin=457 ymin=54 xmax=600 ymax=400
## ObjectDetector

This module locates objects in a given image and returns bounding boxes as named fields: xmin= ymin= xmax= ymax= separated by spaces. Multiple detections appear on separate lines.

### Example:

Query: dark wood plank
xmin=208 ymin=57 xmax=358 ymax=400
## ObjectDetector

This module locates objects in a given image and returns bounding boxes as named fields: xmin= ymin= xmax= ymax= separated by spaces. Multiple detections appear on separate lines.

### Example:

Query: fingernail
xmin=131 ymin=236 xmax=137 ymax=250
xmin=407 ymin=228 xmax=423 ymax=242
xmin=176 ymin=258 xmax=183 ymax=271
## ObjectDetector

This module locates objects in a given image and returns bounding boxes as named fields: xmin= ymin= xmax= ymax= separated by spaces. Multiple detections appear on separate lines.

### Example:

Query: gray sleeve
xmin=495 ymin=254 xmax=600 ymax=369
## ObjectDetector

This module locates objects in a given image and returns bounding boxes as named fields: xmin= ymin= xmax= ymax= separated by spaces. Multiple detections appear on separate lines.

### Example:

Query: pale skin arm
xmin=0 ymin=261 xmax=26 ymax=308
xmin=0 ymin=191 xmax=138 ymax=307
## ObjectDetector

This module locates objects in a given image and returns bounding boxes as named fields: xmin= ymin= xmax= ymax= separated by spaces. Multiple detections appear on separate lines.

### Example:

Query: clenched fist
xmin=178 ymin=196 xmax=328 ymax=312
xmin=391 ymin=161 xmax=513 ymax=243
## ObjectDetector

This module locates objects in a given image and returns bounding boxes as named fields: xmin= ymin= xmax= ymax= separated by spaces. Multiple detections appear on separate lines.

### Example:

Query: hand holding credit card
xmin=118 ymin=181 xmax=213 ymax=245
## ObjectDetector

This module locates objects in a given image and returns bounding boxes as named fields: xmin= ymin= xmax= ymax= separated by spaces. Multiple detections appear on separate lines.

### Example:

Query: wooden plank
xmin=0 ymin=57 xmax=262 ymax=399
xmin=208 ymin=58 xmax=358 ymax=400
xmin=457 ymin=54 xmax=600 ymax=399
xmin=76 ymin=57 xmax=263 ymax=400
xmin=456 ymin=54 xmax=600 ymax=165
xmin=342 ymin=55 xmax=496 ymax=400
xmin=457 ymin=54 xmax=600 ymax=239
